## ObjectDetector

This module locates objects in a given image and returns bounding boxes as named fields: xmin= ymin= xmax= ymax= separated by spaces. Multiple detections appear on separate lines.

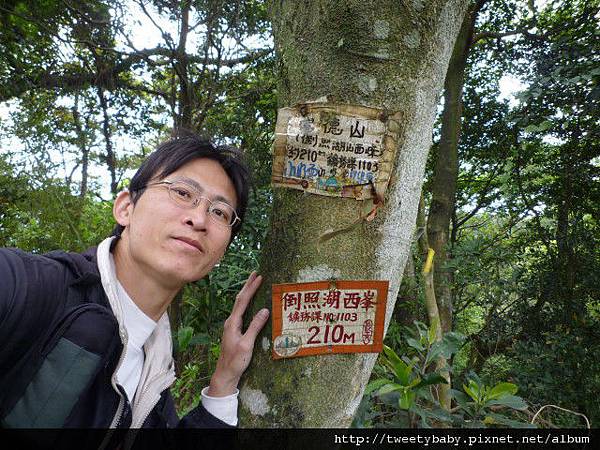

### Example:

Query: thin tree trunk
xmin=71 ymin=94 xmax=89 ymax=199
xmin=418 ymin=194 xmax=450 ymax=411
xmin=426 ymin=3 xmax=480 ymax=334
xmin=97 ymin=87 xmax=117 ymax=195
xmin=174 ymin=0 xmax=193 ymax=130
xmin=240 ymin=0 xmax=468 ymax=427
xmin=421 ymin=249 xmax=451 ymax=410
xmin=555 ymin=143 xmax=577 ymax=318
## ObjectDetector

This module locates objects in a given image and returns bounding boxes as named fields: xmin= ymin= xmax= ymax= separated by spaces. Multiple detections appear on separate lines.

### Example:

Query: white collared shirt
xmin=109 ymin=253 xmax=238 ymax=426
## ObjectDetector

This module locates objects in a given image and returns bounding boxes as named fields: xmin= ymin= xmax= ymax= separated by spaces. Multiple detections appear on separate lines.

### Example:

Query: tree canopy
xmin=1 ymin=0 xmax=598 ymax=429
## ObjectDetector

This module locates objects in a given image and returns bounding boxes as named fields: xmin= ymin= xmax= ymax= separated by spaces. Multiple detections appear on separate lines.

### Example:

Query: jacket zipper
xmin=98 ymin=328 xmax=129 ymax=450
xmin=120 ymin=371 xmax=176 ymax=449
xmin=132 ymin=370 xmax=176 ymax=428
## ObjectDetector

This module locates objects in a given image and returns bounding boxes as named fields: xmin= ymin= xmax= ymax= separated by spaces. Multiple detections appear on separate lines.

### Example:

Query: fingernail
xmin=259 ymin=309 xmax=269 ymax=318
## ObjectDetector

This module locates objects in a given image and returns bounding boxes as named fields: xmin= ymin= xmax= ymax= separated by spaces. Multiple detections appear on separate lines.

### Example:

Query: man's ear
xmin=113 ymin=190 xmax=134 ymax=227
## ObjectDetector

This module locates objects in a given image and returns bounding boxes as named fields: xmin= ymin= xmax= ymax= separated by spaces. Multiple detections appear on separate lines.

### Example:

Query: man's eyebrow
xmin=172 ymin=176 xmax=235 ymax=206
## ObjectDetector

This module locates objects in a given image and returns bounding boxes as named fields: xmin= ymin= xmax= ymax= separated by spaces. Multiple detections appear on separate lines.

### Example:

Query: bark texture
xmin=240 ymin=0 xmax=468 ymax=427
xmin=417 ymin=195 xmax=450 ymax=411
xmin=426 ymin=4 xmax=478 ymax=334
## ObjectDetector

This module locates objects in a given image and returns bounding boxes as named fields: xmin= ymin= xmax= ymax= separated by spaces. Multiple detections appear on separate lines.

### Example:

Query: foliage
xmin=171 ymin=362 xmax=203 ymax=417
xmin=434 ymin=0 xmax=600 ymax=428
xmin=0 ymin=153 xmax=113 ymax=252
xmin=508 ymin=327 xmax=600 ymax=428
xmin=452 ymin=373 xmax=530 ymax=428
xmin=355 ymin=321 xmax=530 ymax=428
xmin=0 ymin=0 xmax=598 ymax=429
xmin=0 ymin=0 xmax=274 ymax=198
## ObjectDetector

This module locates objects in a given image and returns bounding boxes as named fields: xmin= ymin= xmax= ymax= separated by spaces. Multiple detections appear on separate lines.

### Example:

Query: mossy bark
xmin=239 ymin=0 xmax=468 ymax=427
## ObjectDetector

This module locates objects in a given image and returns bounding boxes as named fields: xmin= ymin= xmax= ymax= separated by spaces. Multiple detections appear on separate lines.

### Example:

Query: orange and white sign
xmin=271 ymin=280 xmax=388 ymax=359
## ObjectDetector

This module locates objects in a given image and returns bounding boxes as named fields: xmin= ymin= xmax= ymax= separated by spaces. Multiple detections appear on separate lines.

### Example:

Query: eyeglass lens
xmin=167 ymin=182 xmax=236 ymax=226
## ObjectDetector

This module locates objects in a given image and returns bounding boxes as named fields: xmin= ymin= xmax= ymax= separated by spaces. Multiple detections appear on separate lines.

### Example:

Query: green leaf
xmin=376 ymin=383 xmax=404 ymax=396
xmin=468 ymin=372 xmax=483 ymax=385
xmin=524 ymin=120 xmax=552 ymax=133
xmin=486 ymin=412 xmax=536 ymax=428
xmin=415 ymin=373 xmax=448 ymax=389
xmin=189 ymin=333 xmax=210 ymax=346
xmin=383 ymin=345 xmax=412 ymax=385
xmin=413 ymin=321 xmax=429 ymax=340
xmin=537 ymin=120 xmax=552 ymax=131
xmin=427 ymin=342 xmax=443 ymax=364
xmin=488 ymin=382 xmax=518 ymax=400
xmin=429 ymin=332 xmax=465 ymax=362
xmin=364 ymin=378 xmax=391 ymax=396
xmin=450 ymin=389 xmax=470 ymax=408
xmin=408 ymin=376 xmax=422 ymax=389
xmin=524 ymin=124 xmax=540 ymax=132
xmin=463 ymin=380 xmax=482 ymax=403
xmin=420 ymin=406 xmax=456 ymax=424
xmin=441 ymin=332 xmax=466 ymax=355
xmin=406 ymin=337 xmax=425 ymax=352
xmin=398 ymin=389 xmax=416 ymax=410
xmin=177 ymin=326 xmax=194 ymax=352
xmin=487 ymin=395 xmax=528 ymax=411
xmin=409 ymin=404 xmax=433 ymax=428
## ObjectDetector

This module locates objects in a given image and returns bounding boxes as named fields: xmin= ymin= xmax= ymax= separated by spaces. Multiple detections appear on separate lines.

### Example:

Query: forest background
xmin=0 ymin=0 xmax=598 ymax=428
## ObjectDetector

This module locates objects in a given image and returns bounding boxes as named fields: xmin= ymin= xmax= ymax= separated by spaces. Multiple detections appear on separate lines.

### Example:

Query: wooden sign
xmin=271 ymin=102 xmax=402 ymax=200
xmin=271 ymin=280 xmax=388 ymax=359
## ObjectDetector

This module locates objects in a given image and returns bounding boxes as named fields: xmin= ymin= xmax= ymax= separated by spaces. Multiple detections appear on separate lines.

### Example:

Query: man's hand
xmin=208 ymin=271 xmax=269 ymax=397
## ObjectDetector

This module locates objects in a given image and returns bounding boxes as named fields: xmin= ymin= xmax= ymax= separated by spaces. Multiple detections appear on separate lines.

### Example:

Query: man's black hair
xmin=112 ymin=130 xmax=250 ymax=239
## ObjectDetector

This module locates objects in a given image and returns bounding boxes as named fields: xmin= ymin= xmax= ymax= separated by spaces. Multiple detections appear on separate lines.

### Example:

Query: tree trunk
xmin=416 ymin=194 xmax=450 ymax=411
xmin=240 ymin=0 xmax=468 ymax=427
xmin=426 ymin=4 xmax=479 ymax=333
xmin=174 ymin=0 xmax=193 ymax=130
xmin=97 ymin=86 xmax=117 ymax=195
xmin=71 ymin=95 xmax=89 ymax=199
xmin=555 ymin=143 xmax=578 ymax=319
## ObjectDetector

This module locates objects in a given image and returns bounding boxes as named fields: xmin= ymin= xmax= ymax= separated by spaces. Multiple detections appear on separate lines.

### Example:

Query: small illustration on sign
xmin=273 ymin=334 xmax=302 ymax=357
xmin=271 ymin=102 xmax=402 ymax=200
xmin=271 ymin=280 xmax=389 ymax=359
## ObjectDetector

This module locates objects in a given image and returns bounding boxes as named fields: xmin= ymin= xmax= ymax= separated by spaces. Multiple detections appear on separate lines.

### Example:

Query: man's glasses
xmin=144 ymin=180 xmax=239 ymax=228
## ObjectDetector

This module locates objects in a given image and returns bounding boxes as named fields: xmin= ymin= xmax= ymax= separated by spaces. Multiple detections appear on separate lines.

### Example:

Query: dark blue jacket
xmin=0 ymin=247 xmax=230 ymax=437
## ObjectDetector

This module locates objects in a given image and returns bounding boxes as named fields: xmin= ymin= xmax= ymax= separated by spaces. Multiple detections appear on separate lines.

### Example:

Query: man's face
xmin=115 ymin=157 xmax=237 ymax=288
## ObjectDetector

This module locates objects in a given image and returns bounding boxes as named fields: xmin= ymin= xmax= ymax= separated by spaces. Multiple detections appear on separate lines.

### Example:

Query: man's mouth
xmin=173 ymin=237 xmax=204 ymax=252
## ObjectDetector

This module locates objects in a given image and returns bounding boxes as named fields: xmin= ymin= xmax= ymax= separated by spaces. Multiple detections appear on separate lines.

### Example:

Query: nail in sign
xmin=271 ymin=280 xmax=388 ymax=359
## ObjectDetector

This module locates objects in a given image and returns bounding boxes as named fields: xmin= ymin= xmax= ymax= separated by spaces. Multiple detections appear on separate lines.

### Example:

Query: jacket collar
xmin=96 ymin=237 xmax=176 ymax=428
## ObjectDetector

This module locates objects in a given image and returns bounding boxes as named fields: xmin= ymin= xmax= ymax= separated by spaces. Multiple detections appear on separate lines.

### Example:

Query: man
xmin=0 ymin=132 xmax=269 ymax=439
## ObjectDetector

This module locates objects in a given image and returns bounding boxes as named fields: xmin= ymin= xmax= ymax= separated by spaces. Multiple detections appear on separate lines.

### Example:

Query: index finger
xmin=230 ymin=271 xmax=263 ymax=318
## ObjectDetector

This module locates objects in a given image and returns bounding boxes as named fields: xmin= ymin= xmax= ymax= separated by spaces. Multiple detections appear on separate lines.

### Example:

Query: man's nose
xmin=186 ymin=198 xmax=211 ymax=230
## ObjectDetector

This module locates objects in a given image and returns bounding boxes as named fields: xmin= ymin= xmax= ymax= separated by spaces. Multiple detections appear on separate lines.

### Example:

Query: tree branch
xmin=135 ymin=0 xmax=175 ymax=50
xmin=1 ymin=46 xmax=272 ymax=102
xmin=472 ymin=28 xmax=545 ymax=45
xmin=60 ymin=0 xmax=111 ymax=25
